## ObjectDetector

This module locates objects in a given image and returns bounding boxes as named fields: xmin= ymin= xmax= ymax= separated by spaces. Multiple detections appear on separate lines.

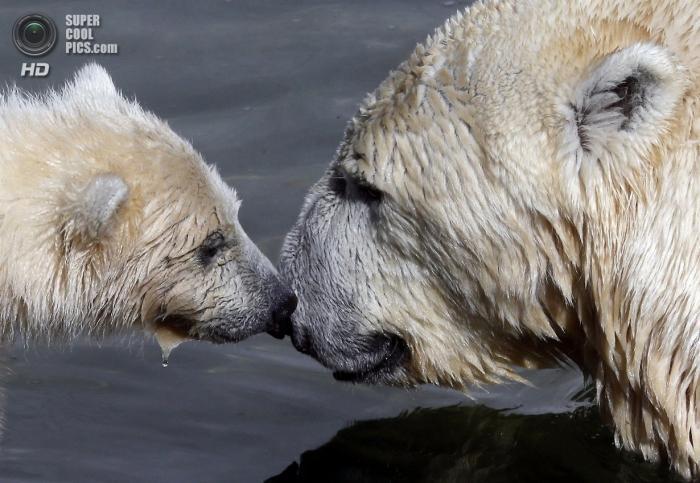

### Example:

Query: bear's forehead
xmin=358 ymin=0 xmax=678 ymax=121
xmin=343 ymin=0 xmax=679 ymax=172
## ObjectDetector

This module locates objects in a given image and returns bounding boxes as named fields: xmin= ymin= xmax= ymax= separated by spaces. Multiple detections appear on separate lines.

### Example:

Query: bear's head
xmin=280 ymin=2 xmax=696 ymax=388
xmin=1 ymin=64 xmax=296 ymax=344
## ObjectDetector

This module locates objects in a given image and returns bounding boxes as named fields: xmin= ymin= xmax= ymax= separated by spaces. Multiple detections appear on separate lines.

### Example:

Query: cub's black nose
xmin=268 ymin=291 xmax=297 ymax=339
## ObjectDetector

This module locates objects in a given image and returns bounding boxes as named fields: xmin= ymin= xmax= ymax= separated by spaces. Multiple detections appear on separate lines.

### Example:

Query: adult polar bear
xmin=0 ymin=64 xmax=296 ymax=349
xmin=281 ymin=0 xmax=699 ymax=478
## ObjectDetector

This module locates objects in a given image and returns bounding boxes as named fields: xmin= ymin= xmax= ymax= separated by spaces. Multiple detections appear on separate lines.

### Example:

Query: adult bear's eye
xmin=197 ymin=230 xmax=226 ymax=265
xmin=328 ymin=169 xmax=347 ymax=195
xmin=329 ymin=167 xmax=382 ymax=204
xmin=348 ymin=176 xmax=383 ymax=204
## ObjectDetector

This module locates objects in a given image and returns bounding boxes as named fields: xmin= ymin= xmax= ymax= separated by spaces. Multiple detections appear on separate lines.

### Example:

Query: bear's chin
xmin=331 ymin=333 xmax=413 ymax=386
xmin=155 ymin=314 xmax=248 ymax=345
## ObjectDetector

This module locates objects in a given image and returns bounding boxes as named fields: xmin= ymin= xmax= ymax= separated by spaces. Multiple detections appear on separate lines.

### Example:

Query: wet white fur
xmin=0 ymin=64 xmax=274 ymax=345
xmin=284 ymin=0 xmax=700 ymax=477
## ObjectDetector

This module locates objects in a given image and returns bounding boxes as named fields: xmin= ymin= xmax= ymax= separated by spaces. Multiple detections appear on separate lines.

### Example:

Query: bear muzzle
xmin=266 ymin=290 xmax=298 ymax=339
xmin=291 ymin=327 xmax=410 ymax=384
xmin=330 ymin=333 xmax=410 ymax=384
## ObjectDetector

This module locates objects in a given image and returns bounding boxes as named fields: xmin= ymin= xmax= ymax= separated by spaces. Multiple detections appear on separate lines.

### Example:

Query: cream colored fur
xmin=284 ymin=0 xmax=700 ymax=477
xmin=366 ymin=0 xmax=699 ymax=476
xmin=0 ymin=64 xmax=281 ymax=346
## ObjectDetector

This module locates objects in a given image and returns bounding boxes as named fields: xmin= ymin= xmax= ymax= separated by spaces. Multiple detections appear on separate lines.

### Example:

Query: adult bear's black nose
xmin=268 ymin=291 xmax=298 ymax=339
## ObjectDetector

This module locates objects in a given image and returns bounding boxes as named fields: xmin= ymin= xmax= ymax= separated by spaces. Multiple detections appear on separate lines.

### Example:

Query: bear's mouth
xmin=156 ymin=314 xmax=195 ymax=339
xmin=156 ymin=314 xmax=239 ymax=344
xmin=156 ymin=313 xmax=263 ymax=344
xmin=332 ymin=333 xmax=410 ymax=384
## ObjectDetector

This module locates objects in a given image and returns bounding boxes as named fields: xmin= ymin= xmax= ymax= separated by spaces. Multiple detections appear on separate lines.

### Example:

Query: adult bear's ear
xmin=561 ymin=43 xmax=688 ymax=173
xmin=64 ymin=173 xmax=129 ymax=243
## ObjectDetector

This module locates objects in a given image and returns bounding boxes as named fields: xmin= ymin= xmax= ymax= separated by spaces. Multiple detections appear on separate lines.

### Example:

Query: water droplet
xmin=154 ymin=326 xmax=190 ymax=368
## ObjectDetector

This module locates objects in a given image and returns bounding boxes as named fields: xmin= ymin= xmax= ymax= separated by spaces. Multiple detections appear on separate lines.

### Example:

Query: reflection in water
xmin=267 ymin=405 xmax=681 ymax=483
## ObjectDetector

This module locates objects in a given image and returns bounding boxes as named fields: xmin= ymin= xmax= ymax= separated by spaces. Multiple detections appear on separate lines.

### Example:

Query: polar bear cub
xmin=0 ymin=64 xmax=296 ymax=353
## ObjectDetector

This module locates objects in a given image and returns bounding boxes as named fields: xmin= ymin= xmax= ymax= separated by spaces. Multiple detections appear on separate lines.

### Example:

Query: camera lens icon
xmin=13 ymin=14 xmax=57 ymax=57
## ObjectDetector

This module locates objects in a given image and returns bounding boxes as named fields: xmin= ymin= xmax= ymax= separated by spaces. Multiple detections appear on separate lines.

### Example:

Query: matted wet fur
xmin=0 ymin=64 xmax=293 ymax=347
xmin=281 ymin=0 xmax=700 ymax=478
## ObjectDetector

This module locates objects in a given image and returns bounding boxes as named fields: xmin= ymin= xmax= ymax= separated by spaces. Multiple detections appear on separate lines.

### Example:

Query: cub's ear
xmin=66 ymin=173 xmax=129 ymax=242
xmin=562 ymin=43 xmax=687 ymax=167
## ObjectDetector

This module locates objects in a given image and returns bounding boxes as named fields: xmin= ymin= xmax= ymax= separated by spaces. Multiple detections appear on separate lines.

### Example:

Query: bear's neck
xmin=0 ymin=265 xmax=144 ymax=344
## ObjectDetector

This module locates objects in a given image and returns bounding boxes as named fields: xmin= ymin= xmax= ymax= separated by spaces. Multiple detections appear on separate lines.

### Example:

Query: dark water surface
xmin=0 ymin=1 xmax=680 ymax=482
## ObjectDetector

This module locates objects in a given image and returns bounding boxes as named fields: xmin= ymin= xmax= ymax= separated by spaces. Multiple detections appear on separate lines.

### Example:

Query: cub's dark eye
xmin=198 ymin=230 xmax=226 ymax=265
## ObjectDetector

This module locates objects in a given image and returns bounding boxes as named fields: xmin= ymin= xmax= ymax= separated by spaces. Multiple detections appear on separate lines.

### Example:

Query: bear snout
xmin=266 ymin=290 xmax=298 ymax=339
xmin=331 ymin=333 xmax=409 ymax=384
